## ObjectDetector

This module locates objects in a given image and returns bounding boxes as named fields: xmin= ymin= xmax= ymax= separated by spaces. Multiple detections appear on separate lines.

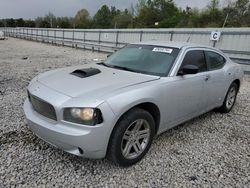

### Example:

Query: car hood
xmin=37 ymin=64 xmax=160 ymax=98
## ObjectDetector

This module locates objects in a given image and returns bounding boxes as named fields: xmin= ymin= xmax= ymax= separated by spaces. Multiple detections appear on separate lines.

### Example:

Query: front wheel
xmin=217 ymin=82 xmax=238 ymax=113
xmin=107 ymin=108 xmax=155 ymax=167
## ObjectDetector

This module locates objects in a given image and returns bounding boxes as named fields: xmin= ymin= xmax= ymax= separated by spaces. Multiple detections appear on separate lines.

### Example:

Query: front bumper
xmin=23 ymin=99 xmax=115 ymax=159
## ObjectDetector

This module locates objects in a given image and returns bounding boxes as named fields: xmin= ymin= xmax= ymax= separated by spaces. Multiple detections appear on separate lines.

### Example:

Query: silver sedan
xmin=24 ymin=41 xmax=243 ymax=166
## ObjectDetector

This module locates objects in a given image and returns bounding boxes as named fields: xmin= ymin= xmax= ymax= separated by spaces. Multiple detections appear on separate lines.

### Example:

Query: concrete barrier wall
xmin=2 ymin=27 xmax=250 ymax=64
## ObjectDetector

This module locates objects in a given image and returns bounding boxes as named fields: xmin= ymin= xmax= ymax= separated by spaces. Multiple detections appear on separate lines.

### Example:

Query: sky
xmin=0 ymin=0 xmax=210 ymax=19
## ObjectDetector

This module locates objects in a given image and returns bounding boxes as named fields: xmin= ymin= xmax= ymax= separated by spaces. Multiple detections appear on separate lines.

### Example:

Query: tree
xmin=113 ymin=10 xmax=133 ymax=28
xmin=246 ymin=3 xmax=250 ymax=26
xmin=1 ymin=0 xmax=249 ymax=29
xmin=5 ymin=18 xmax=16 ymax=27
xmin=57 ymin=17 xmax=73 ymax=28
xmin=0 ymin=20 xmax=4 ymax=27
xmin=74 ymin=8 xmax=92 ymax=28
xmin=44 ymin=12 xmax=57 ymax=28
xmin=223 ymin=0 xmax=250 ymax=27
xmin=135 ymin=0 xmax=159 ymax=27
xmin=135 ymin=0 xmax=181 ymax=28
xmin=35 ymin=17 xmax=44 ymax=27
xmin=40 ymin=20 xmax=50 ymax=28
xmin=16 ymin=18 xmax=25 ymax=27
xmin=208 ymin=0 xmax=223 ymax=26
xmin=25 ymin=20 xmax=36 ymax=27
xmin=93 ymin=5 xmax=112 ymax=28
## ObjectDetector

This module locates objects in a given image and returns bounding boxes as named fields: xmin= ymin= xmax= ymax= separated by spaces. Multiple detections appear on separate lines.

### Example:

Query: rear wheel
xmin=107 ymin=108 xmax=155 ymax=167
xmin=217 ymin=82 xmax=238 ymax=113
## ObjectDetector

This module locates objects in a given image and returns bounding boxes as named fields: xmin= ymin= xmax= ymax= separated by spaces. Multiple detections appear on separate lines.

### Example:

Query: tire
xmin=107 ymin=108 xmax=155 ymax=167
xmin=217 ymin=82 xmax=238 ymax=113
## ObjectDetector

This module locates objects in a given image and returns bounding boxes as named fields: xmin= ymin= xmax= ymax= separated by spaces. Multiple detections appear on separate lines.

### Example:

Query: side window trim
xmin=203 ymin=50 xmax=209 ymax=71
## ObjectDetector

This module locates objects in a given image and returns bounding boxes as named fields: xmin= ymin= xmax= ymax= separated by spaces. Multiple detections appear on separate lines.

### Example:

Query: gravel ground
xmin=0 ymin=38 xmax=250 ymax=187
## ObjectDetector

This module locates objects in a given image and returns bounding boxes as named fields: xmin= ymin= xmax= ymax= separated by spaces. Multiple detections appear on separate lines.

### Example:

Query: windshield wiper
xmin=97 ymin=62 xmax=138 ymax=73
xmin=97 ymin=62 xmax=112 ymax=68
xmin=111 ymin=65 xmax=138 ymax=73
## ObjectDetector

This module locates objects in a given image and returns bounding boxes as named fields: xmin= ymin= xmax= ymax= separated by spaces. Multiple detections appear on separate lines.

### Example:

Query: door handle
xmin=205 ymin=75 xmax=210 ymax=81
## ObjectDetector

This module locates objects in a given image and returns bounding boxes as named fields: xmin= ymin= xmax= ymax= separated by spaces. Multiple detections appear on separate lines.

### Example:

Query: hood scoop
xmin=70 ymin=68 xmax=101 ymax=78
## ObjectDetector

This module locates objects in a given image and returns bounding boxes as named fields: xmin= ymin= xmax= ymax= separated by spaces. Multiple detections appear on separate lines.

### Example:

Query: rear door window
xmin=205 ymin=51 xmax=226 ymax=71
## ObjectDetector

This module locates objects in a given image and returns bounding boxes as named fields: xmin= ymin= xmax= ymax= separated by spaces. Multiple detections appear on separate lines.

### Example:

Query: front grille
xmin=28 ymin=92 xmax=57 ymax=121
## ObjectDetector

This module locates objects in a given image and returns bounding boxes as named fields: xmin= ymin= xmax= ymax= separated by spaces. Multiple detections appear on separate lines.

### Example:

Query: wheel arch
xmin=113 ymin=102 xmax=161 ymax=135
xmin=106 ymin=101 xmax=161 ymax=156
xmin=233 ymin=79 xmax=240 ymax=91
xmin=135 ymin=102 xmax=161 ymax=133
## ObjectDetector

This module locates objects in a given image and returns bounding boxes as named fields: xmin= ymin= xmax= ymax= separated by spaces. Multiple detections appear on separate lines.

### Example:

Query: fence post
xmin=62 ymin=29 xmax=64 ymax=46
xmin=213 ymin=40 xmax=217 ymax=47
xmin=98 ymin=30 xmax=101 ymax=52
xmin=170 ymin=31 xmax=174 ymax=41
xmin=72 ymin=29 xmax=75 ymax=48
xmin=83 ymin=31 xmax=86 ymax=49
xmin=139 ymin=30 xmax=143 ymax=42
xmin=47 ymin=29 xmax=49 ymax=43
xmin=115 ymin=30 xmax=119 ymax=47
xmin=54 ymin=29 xmax=56 ymax=45
xmin=41 ymin=29 xmax=43 ymax=42
xmin=31 ymin=29 xmax=33 ymax=40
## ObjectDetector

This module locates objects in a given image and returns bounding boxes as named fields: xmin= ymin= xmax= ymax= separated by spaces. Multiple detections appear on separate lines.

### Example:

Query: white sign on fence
xmin=210 ymin=31 xmax=221 ymax=41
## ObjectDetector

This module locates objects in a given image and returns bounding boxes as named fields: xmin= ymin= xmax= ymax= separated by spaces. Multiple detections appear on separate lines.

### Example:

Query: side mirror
xmin=107 ymin=54 xmax=112 ymax=58
xmin=178 ymin=65 xmax=199 ymax=75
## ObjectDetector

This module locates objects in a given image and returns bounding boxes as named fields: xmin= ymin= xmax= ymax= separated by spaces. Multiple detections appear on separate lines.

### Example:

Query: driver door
xmin=162 ymin=49 xmax=209 ymax=128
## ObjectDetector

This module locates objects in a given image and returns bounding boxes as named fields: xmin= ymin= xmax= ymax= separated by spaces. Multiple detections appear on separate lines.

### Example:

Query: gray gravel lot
xmin=0 ymin=38 xmax=250 ymax=187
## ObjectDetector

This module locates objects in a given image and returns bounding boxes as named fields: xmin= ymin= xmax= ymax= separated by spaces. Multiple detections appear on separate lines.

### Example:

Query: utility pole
xmin=222 ymin=13 xmax=229 ymax=28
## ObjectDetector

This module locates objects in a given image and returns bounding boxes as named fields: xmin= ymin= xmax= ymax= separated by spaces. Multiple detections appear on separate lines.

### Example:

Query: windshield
xmin=103 ymin=44 xmax=180 ymax=76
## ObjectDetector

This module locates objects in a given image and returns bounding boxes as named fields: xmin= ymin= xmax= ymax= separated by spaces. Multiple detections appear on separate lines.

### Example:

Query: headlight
xmin=63 ymin=108 xmax=103 ymax=126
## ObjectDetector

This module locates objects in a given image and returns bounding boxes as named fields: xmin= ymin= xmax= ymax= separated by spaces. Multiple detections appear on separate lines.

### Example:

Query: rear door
xmin=204 ymin=50 xmax=227 ymax=109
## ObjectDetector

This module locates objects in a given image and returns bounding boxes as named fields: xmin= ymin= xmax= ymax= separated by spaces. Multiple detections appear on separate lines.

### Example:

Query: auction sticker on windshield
xmin=152 ymin=47 xmax=173 ymax=53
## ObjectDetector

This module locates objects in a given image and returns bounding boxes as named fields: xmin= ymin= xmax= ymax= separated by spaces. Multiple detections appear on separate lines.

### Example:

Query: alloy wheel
xmin=121 ymin=119 xmax=151 ymax=159
xmin=226 ymin=86 xmax=236 ymax=109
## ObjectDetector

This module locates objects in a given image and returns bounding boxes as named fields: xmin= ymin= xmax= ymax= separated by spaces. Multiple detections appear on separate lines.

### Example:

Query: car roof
xmin=132 ymin=41 xmax=213 ymax=49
